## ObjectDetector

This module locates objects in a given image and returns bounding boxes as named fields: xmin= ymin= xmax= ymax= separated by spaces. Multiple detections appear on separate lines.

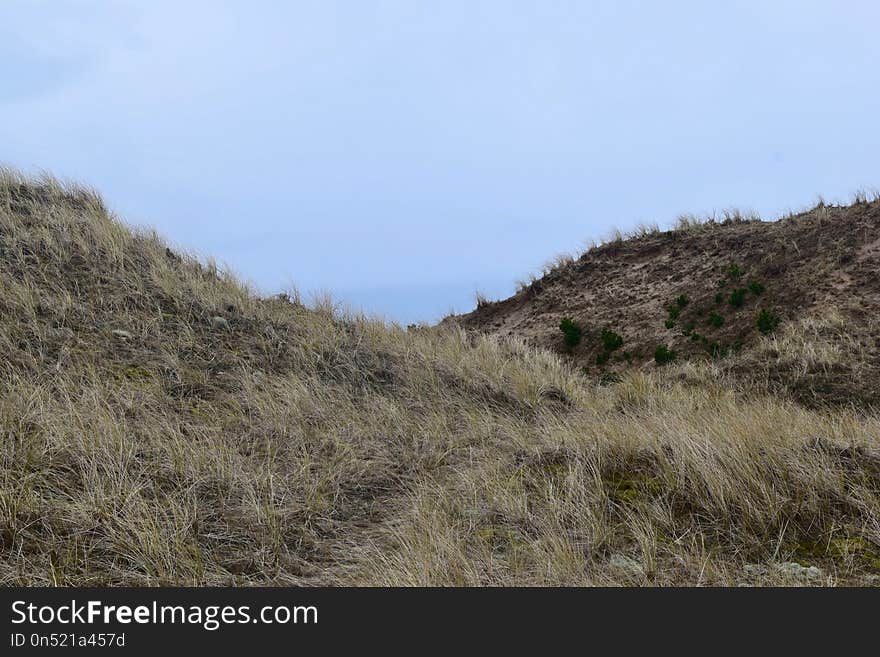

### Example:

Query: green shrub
xmin=756 ymin=309 xmax=780 ymax=335
xmin=714 ymin=292 xmax=724 ymax=304
xmin=675 ymin=294 xmax=689 ymax=308
xmin=559 ymin=317 xmax=583 ymax=347
xmin=690 ymin=332 xmax=702 ymax=342
xmin=667 ymin=305 xmax=681 ymax=321
xmin=707 ymin=311 xmax=724 ymax=328
xmin=729 ymin=288 xmax=747 ymax=307
xmin=654 ymin=345 xmax=677 ymax=365
xmin=600 ymin=328 xmax=623 ymax=352
xmin=596 ymin=350 xmax=610 ymax=365
xmin=748 ymin=281 xmax=765 ymax=296
xmin=665 ymin=319 xmax=676 ymax=329
xmin=728 ymin=263 xmax=743 ymax=279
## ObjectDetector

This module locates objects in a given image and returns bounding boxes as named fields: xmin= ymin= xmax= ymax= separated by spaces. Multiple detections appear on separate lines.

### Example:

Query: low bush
xmin=707 ymin=312 xmax=724 ymax=328
xmin=654 ymin=345 xmax=677 ymax=365
xmin=559 ymin=317 xmax=583 ymax=347
xmin=600 ymin=328 xmax=624 ymax=352
xmin=756 ymin=308 xmax=780 ymax=335
xmin=729 ymin=288 xmax=747 ymax=308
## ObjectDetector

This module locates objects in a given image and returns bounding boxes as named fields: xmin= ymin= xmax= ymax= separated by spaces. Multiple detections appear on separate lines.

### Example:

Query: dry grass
xmin=1 ymin=171 xmax=879 ymax=586
xmin=726 ymin=309 xmax=880 ymax=410
xmin=364 ymin=363 xmax=880 ymax=586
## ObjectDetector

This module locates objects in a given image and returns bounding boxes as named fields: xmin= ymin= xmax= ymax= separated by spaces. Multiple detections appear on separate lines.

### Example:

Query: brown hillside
xmin=455 ymin=200 xmax=880 ymax=408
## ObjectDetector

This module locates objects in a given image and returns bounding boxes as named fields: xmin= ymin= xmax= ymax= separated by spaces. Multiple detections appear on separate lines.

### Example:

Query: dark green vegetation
xmin=559 ymin=317 xmax=583 ymax=347
xmin=601 ymin=328 xmax=624 ymax=352
xmin=729 ymin=288 xmax=748 ymax=308
xmin=596 ymin=328 xmax=624 ymax=365
xmin=654 ymin=345 xmax=677 ymax=365
xmin=552 ymin=244 xmax=835 ymax=372
xmin=757 ymin=308 xmax=780 ymax=335
xmin=708 ymin=312 xmax=725 ymax=328
xmin=658 ymin=262 xmax=779 ymax=363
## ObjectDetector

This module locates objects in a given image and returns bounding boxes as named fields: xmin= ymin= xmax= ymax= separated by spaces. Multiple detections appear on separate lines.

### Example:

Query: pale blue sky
xmin=2 ymin=2 xmax=879 ymax=323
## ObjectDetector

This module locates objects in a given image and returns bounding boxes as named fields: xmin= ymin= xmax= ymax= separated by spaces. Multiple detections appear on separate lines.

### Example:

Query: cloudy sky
xmin=2 ymin=1 xmax=879 ymax=323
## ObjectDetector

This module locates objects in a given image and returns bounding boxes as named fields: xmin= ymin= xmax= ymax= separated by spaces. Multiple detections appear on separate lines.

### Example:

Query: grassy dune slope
xmin=456 ymin=199 xmax=880 ymax=409
xmin=1 ymin=172 xmax=879 ymax=585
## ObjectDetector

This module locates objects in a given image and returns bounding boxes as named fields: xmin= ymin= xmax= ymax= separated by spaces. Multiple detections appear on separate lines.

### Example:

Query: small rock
xmin=111 ymin=329 xmax=133 ymax=340
xmin=609 ymin=553 xmax=645 ymax=577
xmin=210 ymin=316 xmax=230 ymax=330
xmin=743 ymin=564 xmax=769 ymax=578
xmin=774 ymin=562 xmax=823 ymax=580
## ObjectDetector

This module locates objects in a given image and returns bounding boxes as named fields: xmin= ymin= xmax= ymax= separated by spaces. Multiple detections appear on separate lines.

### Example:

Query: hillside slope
xmin=1 ymin=172 xmax=879 ymax=586
xmin=456 ymin=201 xmax=880 ymax=409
